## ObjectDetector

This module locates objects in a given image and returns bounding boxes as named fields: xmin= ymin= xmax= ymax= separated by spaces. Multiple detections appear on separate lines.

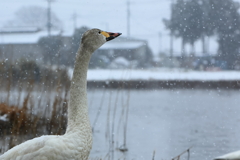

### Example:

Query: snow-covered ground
xmin=68 ymin=69 xmax=240 ymax=81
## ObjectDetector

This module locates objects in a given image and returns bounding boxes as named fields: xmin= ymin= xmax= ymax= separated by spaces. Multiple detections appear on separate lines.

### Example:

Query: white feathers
xmin=214 ymin=150 xmax=240 ymax=160
xmin=0 ymin=28 xmax=113 ymax=160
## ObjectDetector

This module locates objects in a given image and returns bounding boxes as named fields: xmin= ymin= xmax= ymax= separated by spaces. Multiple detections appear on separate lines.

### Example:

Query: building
xmin=0 ymin=27 xmax=62 ymax=62
xmin=0 ymin=27 xmax=153 ymax=68
xmin=95 ymin=36 xmax=153 ymax=68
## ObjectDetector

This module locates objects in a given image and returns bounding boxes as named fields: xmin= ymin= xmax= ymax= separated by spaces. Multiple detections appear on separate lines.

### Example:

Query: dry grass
xmin=0 ymin=60 xmax=135 ymax=159
xmin=0 ymin=90 xmax=68 ymax=152
xmin=0 ymin=87 xmax=132 ymax=159
xmin=0 ymin=60 xmax=70 ymax=153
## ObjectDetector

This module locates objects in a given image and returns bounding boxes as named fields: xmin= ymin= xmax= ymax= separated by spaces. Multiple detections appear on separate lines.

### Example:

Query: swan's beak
xmin=101 ymin=31 xmax=122 ymax=41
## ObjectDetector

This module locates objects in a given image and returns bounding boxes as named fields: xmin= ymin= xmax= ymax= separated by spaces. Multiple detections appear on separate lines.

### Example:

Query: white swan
xmin=214 ymin=150 xmax=240 ymax=160
xmin=0 ymin=28 xmax=121 ymax=160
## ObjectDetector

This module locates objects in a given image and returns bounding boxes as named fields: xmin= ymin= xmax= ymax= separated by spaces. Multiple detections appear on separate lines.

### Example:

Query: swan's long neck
xmin=66 ymin=46 xmax=92 ymax=135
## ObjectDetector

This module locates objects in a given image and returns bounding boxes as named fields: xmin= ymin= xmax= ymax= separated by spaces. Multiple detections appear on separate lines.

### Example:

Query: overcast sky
xmin=1 ymin=0 xmax=240 ymax=56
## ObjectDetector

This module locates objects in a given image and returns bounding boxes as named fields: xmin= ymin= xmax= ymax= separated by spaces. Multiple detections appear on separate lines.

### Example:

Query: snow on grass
xmin=68 ymin=68 xmax=240 ymax=81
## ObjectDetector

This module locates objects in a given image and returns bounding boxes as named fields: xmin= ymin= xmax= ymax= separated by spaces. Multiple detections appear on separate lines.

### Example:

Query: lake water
xmin=87 ymin=89 xmax=240 ymax=160
xmin=1 ymin=89 xmax=240 ymax=160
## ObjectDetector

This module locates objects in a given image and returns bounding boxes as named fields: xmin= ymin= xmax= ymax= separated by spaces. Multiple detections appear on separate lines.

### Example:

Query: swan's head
xmin=81 ymin=28 xmax=121 ymax=53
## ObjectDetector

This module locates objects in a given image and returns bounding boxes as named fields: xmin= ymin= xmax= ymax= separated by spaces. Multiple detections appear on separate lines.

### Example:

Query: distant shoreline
xmin=87 ymin=80 xmax=240 ymax=89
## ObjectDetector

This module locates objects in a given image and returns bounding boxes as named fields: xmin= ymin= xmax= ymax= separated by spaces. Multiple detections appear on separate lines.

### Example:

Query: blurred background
xmin=0 ymin=0 xmax=240 ymax=159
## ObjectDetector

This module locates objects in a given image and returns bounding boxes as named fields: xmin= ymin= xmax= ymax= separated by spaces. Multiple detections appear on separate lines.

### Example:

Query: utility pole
xmin=72 ymin=12 xmax=78 ymax=30
xmin=127 ymin=0 xmax=130 ymax=37
xmin=159 ymin=32 xmax=162 ymax=54
xmin=46 ymin=0 xmax=55 ymax=36
xmin=170 ymin=0 xmax=174 ymax=59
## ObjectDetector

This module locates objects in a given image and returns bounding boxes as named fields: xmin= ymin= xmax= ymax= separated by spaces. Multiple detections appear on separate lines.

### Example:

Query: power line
xmin=71 ymin=12 xmax=78 ymax=30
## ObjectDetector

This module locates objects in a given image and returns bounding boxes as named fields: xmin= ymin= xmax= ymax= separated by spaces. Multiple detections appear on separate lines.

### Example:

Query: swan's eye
xmin=98 ymin=31 xmax=101 ymax=34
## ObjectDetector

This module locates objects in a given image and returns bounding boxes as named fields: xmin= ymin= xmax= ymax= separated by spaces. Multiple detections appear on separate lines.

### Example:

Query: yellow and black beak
xmin=101 ymin=31 xmax=122 ymax=41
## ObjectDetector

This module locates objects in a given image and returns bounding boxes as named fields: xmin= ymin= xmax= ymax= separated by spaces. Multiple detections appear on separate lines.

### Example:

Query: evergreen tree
xmin=164 ymin=0 xmax=240 ymax=69
xmin=209 ymin=0 xmax=240 ymax=68
xmin=164 ymin=0 xmax=204 ymax=56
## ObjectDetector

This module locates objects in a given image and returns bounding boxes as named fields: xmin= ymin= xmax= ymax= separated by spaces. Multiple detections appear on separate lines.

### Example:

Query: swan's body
xmin=0 ymin=28 xmax=121 ymax=160
xmin=214 ymin=150 xmax=240 ymax=160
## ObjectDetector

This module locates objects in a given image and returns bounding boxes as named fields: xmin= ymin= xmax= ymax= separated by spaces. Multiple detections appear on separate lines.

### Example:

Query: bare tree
xmin=4 ymin=6 xmax=62 ymax=30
